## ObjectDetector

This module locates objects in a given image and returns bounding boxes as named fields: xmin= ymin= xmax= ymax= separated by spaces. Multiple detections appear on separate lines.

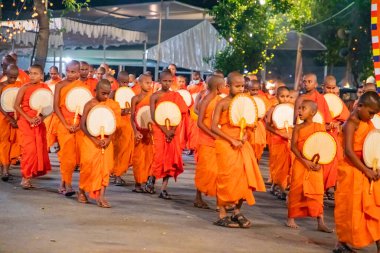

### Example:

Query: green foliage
xmin=210 ymin=0 xmax=316 ymax=74
xmin=62 ymin=0 xmax=90 ymax=13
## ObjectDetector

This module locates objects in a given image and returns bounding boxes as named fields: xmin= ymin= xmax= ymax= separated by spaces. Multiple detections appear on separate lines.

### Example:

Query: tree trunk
xmin=33 ymin=0 xmax=49 ymax=69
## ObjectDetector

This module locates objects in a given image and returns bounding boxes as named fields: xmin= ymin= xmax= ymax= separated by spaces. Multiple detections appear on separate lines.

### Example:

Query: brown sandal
xmin=77 ymin=192 xmax=88 ymax=204
xmin=97 ymin=199 xmax=111 ymax=208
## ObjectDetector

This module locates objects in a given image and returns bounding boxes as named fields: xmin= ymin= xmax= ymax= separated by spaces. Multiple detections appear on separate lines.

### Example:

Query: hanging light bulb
xmin=12 ymin=0 xmax=15 ymax=7
xmin=32 ymin=12 xmax=38 ymax=18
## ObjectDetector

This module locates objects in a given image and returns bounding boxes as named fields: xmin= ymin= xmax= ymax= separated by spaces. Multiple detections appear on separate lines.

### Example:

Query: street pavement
xmin=0 ymin=151 xmax=375 ymax=253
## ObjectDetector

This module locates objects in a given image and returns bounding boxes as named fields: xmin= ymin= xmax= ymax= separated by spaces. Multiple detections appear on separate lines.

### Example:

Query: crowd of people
xmin=1 ymin=52 xmax=380 ymax=253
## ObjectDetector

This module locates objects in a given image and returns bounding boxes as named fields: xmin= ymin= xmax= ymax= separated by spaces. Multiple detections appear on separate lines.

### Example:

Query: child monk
xmin=246 ymin=80 xmax=267 ymax=161
xmin=0 ymin=65 xmax=21 ymax=181
xmin=322 ymin=75 xmax=350 ymax=200
xmin=289 ymin=90 xmax=299 ymax=105
xmin=334 ymin=91 xmax=380 ymax=253
xmin=149 ymin=70 xmax=188 ymax=199
xmin=286 ymin=100 xmax=332 ymax=233
xmin=130 ymin=74 xmax=154 ymax=192
xmin=13 ymin=64 xmax=51 ymax=189
xmin=79 ymin=61 xmax=98 ymax=96
xmin=193 ymin=75 xmax=225 ymax=208
xmin=211 ymin=72 xmax=265 ymax=228
xmin=54 ymin=60 xmax=89 ymax=196
xmin=266 ymin=86 xmax=293 ymax=199
xmin=78 ymin=79 xmax=120 ymax=208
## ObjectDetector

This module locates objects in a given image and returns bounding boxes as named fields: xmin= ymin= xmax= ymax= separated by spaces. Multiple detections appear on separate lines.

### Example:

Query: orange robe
xmin=151 ymin=91 xmax=188 ymax=180
xmin=57 ymin=80 xmax=89 ymax=184
xmin=287 ymin=123 xmax=325 ymax=218
xmin=186 ymin=85 xmax=205 ymax=152
xmin=194 ymin=95 xmax=221 ymax=196
xmin=111 ymin=105 xmax=134 ymax=177
xmin=1 ymin=68 xmax=30 ymax=84
xmin=131 ymin=83 xmax=141 ymax=95
xmin=323 ymin=99 xmax=350 ymax=190
xmin=82 ymin=77 xmax=98 ymax=97
xmin=0 ymin=82 xmax=22 ymax=166
xmin=45 ymin=78 xmax=62 ymax=148
xmin=79 ymin=99 xmax=120 ymax=199
xmin=18 ymin=83 xmax=51 ymax=178
xmin=187 ymin=81 xmax=205 ymax=94
xmin=302 ymin=91 xmax=332 ymax=124
xmin=215 ymin=110 xmax=266 ymax=206
xmin=335 ymin=121 xmax=380 ymax=248
xmin=132 ymin=93 xmax=154 ymax=184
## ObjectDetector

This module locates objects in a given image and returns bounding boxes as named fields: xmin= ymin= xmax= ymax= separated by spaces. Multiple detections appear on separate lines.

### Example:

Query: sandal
xmin=132 ymin=188 xmax=144 ymax=193
xmin=115 ymin=178 xmax=126 ymax=186
xmin=77 ymin=192 xmax=88 ymax=204
xmin=326 ymin=191 xmax=335 ymax=200
xmin=332 ymin=243 xmax=357 ymax=253
xmin=21 ymin=180 xmax=33 ymax=190
xmin=213 ymin=216 xmax=240 ymax=228
xmin=158 ymin=190 xmax=172 ymax=200
xmin=1 ymin=173 xmax=10 ymax=182
xmin=97 ymin=199 xmax=111 ymax=208
xmin=193 ymin=202 xmax=210 ymax=209
xmin=231 ymin=213 xmax=252 ymax=228
xmin=58 ymin=188 xmax=66 ymax=195
xmin=65 ymin=189 xmax=76 ymax=197
xmin=145 ymin=176 xmax=156 ymax=194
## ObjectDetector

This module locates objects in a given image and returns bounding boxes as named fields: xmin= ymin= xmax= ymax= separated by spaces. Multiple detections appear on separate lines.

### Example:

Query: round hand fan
xmin=229 ymin=94 xmax=258 ymax=140
xmin=155 ymin=101 xmax=182 ymax=130
xmin=1 ymin=87 xmax=19 ymax=112
xmin=136 ymin=105 xmax=153 ymax=130
xmin=302 ymin=131 xmax=337 ymax=165
xmin=253 ymin=96 xmax=266 ymax=119
xmin=177 ymin=89 xmax=192 ymax=107
xmin=371 ymin=114 xmax=380 ymax=129
xmin=29 ymin=88 xmax=54 ymax=116
xmin=115 ymin=87 xmax=135 ymax=109
xmin=191 ymin=93 xmax=199 ymax=103
xmin=65 ymin=86 xmax=93 ymax=125
xmin=296 ymin=110 xmax=324 ymax=124
xmin=219 ymin=93 xmax=227 ymax=98
xmin=272 ymin=103 xmax=294 ymax=131
xmin=324 ymin=93 xmax=343 ymax=119
xmin=363 ymin=129 xmax=380 ymax=194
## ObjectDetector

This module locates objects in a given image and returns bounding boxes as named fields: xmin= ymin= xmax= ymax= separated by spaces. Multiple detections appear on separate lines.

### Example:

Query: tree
xmin=210 ymin=0 xmax=316 ymax=74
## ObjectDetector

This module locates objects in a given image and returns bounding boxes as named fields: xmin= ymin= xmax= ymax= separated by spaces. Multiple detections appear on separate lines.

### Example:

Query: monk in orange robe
xmin=14 ymin=64 xmax=51 ymax=189
xmin=110 ymin=76 xmax=134 ymax=186
xmin=44 ymin=66 xmax=62 ymax=150
xmin=149 ymin=70 xmax=188 ymax=199
xmin=78 ymin=79 xmax=120 ymax=208
xmin=0 ymin=65 xmax=22 ymax=181
xmin=54 ymin=60 xmax=90 ymax=196
xmin=131 ymin=74 xmax=154 ymax=192
xmin=168 ymin=63 xmax=183 ymax=91
xmin=322 ymin=75 xmax=350 ymax=199
xmin=246 ymin=80 xmax=267 ymax=161
xmin=1 ymin=55 xmax=30 ymax=84
xmin=79 ymin=61 xmax=98 ymax=96
xmin=334 ymin=91 xmax=380 ymax=252
xmin=194 ymin=75 xmax=224 ymax=208
xmin=266 ymin=87 xmax=293 ymax=199
xmin=286 ymin=100 xmax=332 ymax=232
xmin=211 ymin=72 xmax=265 ymax=228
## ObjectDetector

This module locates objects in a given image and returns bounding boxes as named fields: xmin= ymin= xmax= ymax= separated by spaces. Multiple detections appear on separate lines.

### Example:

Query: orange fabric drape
xmin=302 ymin=91 xmax=332 ymax=124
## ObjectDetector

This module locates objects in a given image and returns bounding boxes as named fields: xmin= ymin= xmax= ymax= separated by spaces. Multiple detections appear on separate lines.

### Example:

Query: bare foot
xmin=317 ymin=223 xmax=334 ymax=233
xmin=285 ymin=218 xmax=299 ymax=229
xmin=97 ymin=198 xmax=111 ymax=208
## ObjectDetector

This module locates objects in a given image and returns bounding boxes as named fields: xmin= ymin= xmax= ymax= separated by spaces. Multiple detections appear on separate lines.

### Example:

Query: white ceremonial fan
xmin=229 ymin=94 xmax=258 ymax=140
xmin=136 ymin=105 xmax=153 ymax=130
xmin=272 ymin=103 xmax=294 ymax=132
xmin=177 ymin=89 xmax=192 ymax=107
xmin=155 ymin=101 xmax=182 ymax=130
xmin=296 ymin=110 xmax=324 ymax=125
xmin=219 ymin=93 xmax=228 ymax=98
xmin=302 ymin=131 xmax=337 ymax=165
xmin=115 ymin=87 xmax=135 ymax=109
xmin=87 ymin=105 xmax=117 ymax=154
xmin=371 ymin=114 xmax=380 ymax=129
xmin=324 ymin=93 xmax=343 ymax=119
xmin=1 ymin=87 xmax=19 ymax=113
xmin=253 ymin=96 xmax=266 ymax=119
xmin=192 ymin=93 xmax=199 ymax=103
xmin=363 ymin=129 xmax=380 ymax=194
xmin=29 ymin=88 xmax=54 ymax=116
xmin=65 ymin=87 xmax=93 ymax=125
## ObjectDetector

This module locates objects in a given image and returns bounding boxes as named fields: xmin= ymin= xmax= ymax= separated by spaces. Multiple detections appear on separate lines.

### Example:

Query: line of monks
xmin=1 ymin=53 xmax=380 ymax=252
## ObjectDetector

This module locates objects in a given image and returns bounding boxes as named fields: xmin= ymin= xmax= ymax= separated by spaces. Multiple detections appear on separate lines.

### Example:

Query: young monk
xmin=95 ymin=67 xmax=106 ymax=81
xmin=246 ymin=80 xmax=267 ymax=161
xmin=54 ymin=60 xmax=89 ymax=196
xmin=117 ymin=70 xmax=129 ymax=87
xmin=286 ymin=100 xmax=332 ymax=233
xmin=289 ymin=90 xmax=299 ymax=105
xmin=211 ymin=72 xmax=266 ymax=228
xmin=110 ymin=76 xmax=134 ymax=186
xmin=78 ymin=79 xmax=121 ymax=208
xmin=79 ymin=61 xmax=98 ymax=96
xmin=266 ymin=86 xmax=293 ymax=199
xmin=46 ymin=66 xmax=61 ymax=92
xmin=130 ymin=74 xmax=154 ymax=192
xmin=88 ymin=65 xmax=95 ymax=79
xmin=13 ymin=64 xmax=51 ymax=189
xmin=149 ymin=70 xmax=188 ymax=199
xmin=323 ymin=75 xmax=350 ymax=200
xmin=0 ymin=65 xmax=21 ymax=181
xmin=194 ymin=75 xmax=225 ymax=208
xmin=168 ymin=64 xmax=179 ymax=91
xmin=334 ymin=91 xmax=380 ymax=253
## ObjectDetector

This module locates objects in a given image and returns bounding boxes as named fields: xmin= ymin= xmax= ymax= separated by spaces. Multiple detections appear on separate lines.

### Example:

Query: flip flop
xmin=97 ymin=199 xmax=111 ymax=208
xmin=58 ymin=188 xmax=66 ymax=195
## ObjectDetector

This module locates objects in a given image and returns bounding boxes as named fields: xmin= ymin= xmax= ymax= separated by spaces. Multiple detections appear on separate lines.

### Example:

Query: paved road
xmin=0 ymin=152 xmax=375 ymax=253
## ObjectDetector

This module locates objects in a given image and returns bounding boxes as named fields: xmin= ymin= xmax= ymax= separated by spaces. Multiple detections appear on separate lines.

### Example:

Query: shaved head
xmin=160 ymin=70 xmax=172 ymax=80
xmin=6 ymin=64 xmax=19 ymax=76
xmin=213 ymin=70 xmax=224 ymax=78
xmin=138 ymin=73 xmax=151 ymax=82
xmin=302 ymin=99 xmax=318 ymax=114
xmin=227 ymin=71 xmax=243 ymax=85
xmin=277 ymin=86 xmax=289 ymax=95
xmin=66 ymin=60 xmax=80 ymax=70
xmin=207 ymin=75 xmax=225 ymax=90
xmin=96 ymin=79 xmax=111 ymax=91
xmin=359 ymin=91 xmax=380 ymax=110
